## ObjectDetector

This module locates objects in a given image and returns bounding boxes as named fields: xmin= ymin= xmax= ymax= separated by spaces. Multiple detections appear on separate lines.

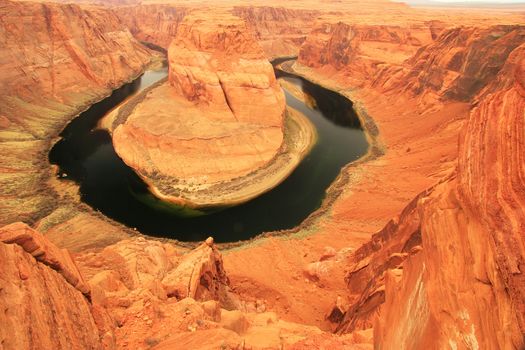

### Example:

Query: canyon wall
xmin=375 ymin=42 xmax=525 ymax=349
xmin=113 ymin=5 xmax=319 ymax=58
xmin=332 ymin=27 xmax=525 ymax=348
xmin=0 ymin=0 xmax=151 ymax=228
xmin=374 ymin=25 xmax=525 ymax=102
xmin=232 ymin=6 xmax=320 ymax=58
xmin=114 ymin=5 xmax=189 ymax=49
xmin=298 ymin=20 xmax=435 ymax=86
xmin=0 ymin=223 xmax=101 ymax=349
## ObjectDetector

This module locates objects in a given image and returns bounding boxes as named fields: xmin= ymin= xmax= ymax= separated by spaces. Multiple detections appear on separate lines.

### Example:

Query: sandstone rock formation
xmin=375 ymin=25 xmax=525 ymax=102
xmin=0 ymin=0 xmax=152 ymax=233
xmin=162 ymin=237 xmax=229 ymax=300
xmin=232 ymin=6 xmax=320 ymax=58
xmin=0 ymin=222 xmax=90 ymax=295
xmin=114 ymin=4 xmax=320 ymax=59
xmin=298 ymin=20 xmax=435 ymax=86
xmin=309 ymin=25 xmax=525 ymax=349
xmin=0 ymin=223 xmax=100 ymax=350
xmin=2 ymin=0 xmax=525 ymax=349
xmin=372 ymin=41 xmax=525 ymax=349
xmin=0 ymin=222 xmax=344 ymax=350
xmin=110 ymin=13 xmax=315 ymax=209
xmin=167 ymin=14 xmax=284 ymax=126
xmin=115 ymin=5 xmax=188 ymax=49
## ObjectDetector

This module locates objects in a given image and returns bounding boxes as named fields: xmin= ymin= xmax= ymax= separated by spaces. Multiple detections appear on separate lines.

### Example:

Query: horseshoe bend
xmin=103 ymin=13 xmax=316 ymax=212
xmin=0 ymin=0 xmax=524 ymax=349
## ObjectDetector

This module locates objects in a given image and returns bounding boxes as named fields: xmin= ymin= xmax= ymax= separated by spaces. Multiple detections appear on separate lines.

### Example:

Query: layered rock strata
xmin=0 ymin=223 xmax=100 ymax=349
xmin=114 ymin=5 xmax=320 ymax=58
xmin=232 ymin=6 xmax=320 ymax=58
xmin=0 ymin=0 xmax=152 ymax=238
xmin=115 ymin=5 xmax=189 ymax=49
xmin=298 ymin=20 xmax=439 ymax=89
xmin=312 ymin=26 xmax=525 ymax=348
xmin=372 ymin=42 xmax=525 ymax=349
xmin=374 ymin=25 xmax=525 ymax=103
xmin=110 ymin=14 xmax=315 ymax=209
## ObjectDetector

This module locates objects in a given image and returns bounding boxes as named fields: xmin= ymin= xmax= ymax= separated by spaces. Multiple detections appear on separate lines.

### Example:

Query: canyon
xmin=104 ymin=13 xmax=315 ymax=210
xmin=0 ymin=0 xmax=524 ymax=349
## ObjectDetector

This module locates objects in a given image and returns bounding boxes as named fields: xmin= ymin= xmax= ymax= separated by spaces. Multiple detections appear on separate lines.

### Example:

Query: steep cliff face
xmin=114 ymin=4 xmax=188 ymax=49
xmin=232 ymin=6 xmax=320 ymax=58
xmin=113 ymin=5 xmax=318 ymax=58
xmin=0 ymin=0 xmax=152 ymax=227
xmin=0 ymin=0 xmax=152 ymax=121
xmin=339 ymin=42 xmax=525 ymax=349
xmin=167 ymin=14 xmax=285 ymax=125
xmin=0 ymin=223 xmax=101 ymax=350
xmin=335 ymin=191 xmax=427 ymax=334
xmin=298 ymin=20 xmax=434 ymax=85
xmin=376 ymin=25 xmax=525 ymax=101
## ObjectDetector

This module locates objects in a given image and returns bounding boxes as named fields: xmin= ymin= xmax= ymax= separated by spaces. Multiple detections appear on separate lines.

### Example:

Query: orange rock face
xmin=167 ymin=14 xmax=285 ymax=125
xmin=2 ymin=0 xmax=525 ymax=349
xmin=232 ymin=6 xmax=320 ymax=58
xmin=0 ymin=0 xmax=152 ymax=227
xmin=298 ymin=20 xmax=435 ymax=86
xmin=115 ymin=4 xmax=188 ymax=49
xmin=112 ymin=13 xmax=290 ymax=207
xmin=374 ymin=43 xmax=525 ymax=349
xmin=0 ymin=223 xmax=100 ymax=350
xmin=319 ymin=26 xmax=525 ymax=349
xmin=0 ymin=0 xmax=151 ymax=116
xmin=375 ymin=26 xmax=525 ymax=102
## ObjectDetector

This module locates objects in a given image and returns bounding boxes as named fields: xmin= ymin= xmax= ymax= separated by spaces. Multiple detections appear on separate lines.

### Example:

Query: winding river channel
xmin=49 ymin=62 xmax=369 ymax=242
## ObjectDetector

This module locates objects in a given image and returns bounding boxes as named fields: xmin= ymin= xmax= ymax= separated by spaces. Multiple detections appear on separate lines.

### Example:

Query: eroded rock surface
xmin=375 ymin=25 xmax=525 ymax=102
xmin=298 ymin=20 xmax=436 ymax=88
xmin=115 ymin=5 xmax=189 ymax=49
xmin=110 ymin=13 xmax=316 ymax=208
xmin=329 ymin=30 xmax=525 ymax=350
xmin=1 ymin=1 xmax=525 ymax=349
xmin=233 ymin=6 xmax=320 ymax=58
xmin=0 ymin=0 xmax=152 ymax=245
xmin=0 ymin=223 xmax=100 ymax=350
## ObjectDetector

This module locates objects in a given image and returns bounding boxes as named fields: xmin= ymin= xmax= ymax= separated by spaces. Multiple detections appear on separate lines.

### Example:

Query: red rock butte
xmin=109 ymin=13 xmax=315 ymax=210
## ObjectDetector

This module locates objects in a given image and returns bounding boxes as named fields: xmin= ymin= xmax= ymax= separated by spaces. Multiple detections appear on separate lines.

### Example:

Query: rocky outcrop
xmin=0 ymin=0 xmax=151 ymax=231
xmin=166 ymin=13 xmax=285 ymax=125
xmin=110 ymin=13 xmax=315 ymax=209
xmin=78 ymin=236 xmax=230 ymax=305
xmin=338 ymin=42 xmax=525 ymax=348
xmin=75 ymin=233 xmax=342 ymax=349
xmin=232 ymin=6 xmax=320 ymax=58
xmin=115 ymin=5 xmax=189 ymax=49
xmin=298 ymin=20 xmax=434 ymax=85
xmin=0 ymin=223 xmax=101 ymax=350
xmin=0 ymin=222 xmax=90 ymax=295
xmin=162 ymin=238 xmax=229 ymax=300
xmin=335 ymin=191 xmax=428 ymax=334
xmin=375 ymin=25 xmax=525 ymax=102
